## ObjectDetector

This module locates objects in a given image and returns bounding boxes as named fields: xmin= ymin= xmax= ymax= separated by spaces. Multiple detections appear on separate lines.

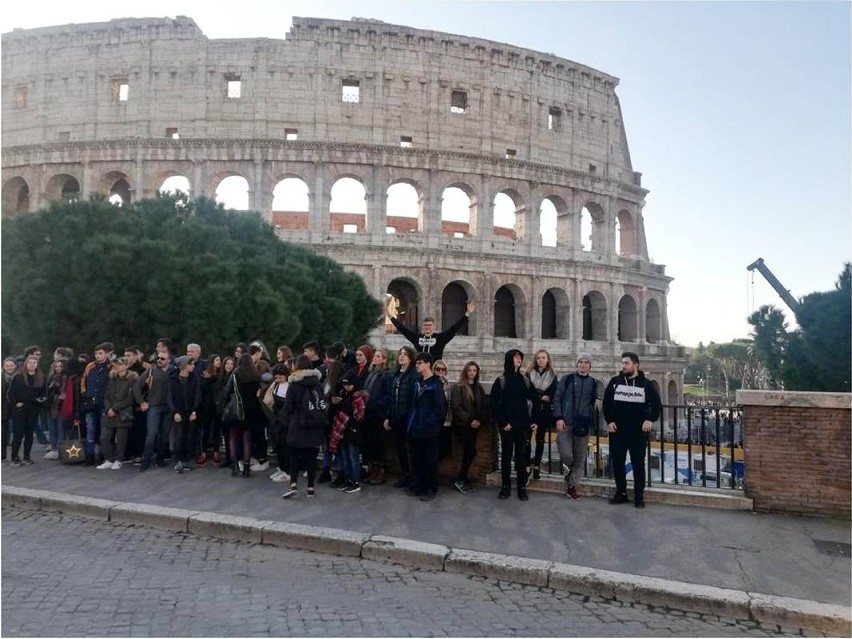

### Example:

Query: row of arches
xmin=386 ymin=278 xmax=665 ymax=343
xmin=2 ymin=169 xmax=644 ymax=255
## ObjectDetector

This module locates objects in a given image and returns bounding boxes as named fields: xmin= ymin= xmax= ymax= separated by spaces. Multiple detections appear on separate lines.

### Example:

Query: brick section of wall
xmin=741 ymin=394 xmax=851 ymax=517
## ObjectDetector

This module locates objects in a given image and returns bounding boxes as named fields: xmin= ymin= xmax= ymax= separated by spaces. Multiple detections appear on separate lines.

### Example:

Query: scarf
xmin=528 ymin=367 xmax=555 ymax=392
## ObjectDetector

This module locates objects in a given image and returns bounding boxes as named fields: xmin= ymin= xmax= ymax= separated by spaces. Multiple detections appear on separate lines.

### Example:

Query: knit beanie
xmin=357 ymin=344 xmax=374 ymax=363
xmin=175 ymin=356 xmax=191 ymax=371
xmin=576 ymin=353 xmax=593 ymax=366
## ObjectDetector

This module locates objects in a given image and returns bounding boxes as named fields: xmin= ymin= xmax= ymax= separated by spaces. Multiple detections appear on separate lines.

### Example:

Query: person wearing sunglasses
xmin=133 ymin=350 xmax=174 ymax=471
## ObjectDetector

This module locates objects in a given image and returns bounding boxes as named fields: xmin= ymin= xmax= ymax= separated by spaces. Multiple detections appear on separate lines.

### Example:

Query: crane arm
xmin=746 ymin=258 xmax=800 ymax=313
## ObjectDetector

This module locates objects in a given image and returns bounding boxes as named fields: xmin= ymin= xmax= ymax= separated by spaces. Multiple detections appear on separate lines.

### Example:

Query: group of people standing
xmin=3 ymin=302 xmax=661 ymax=508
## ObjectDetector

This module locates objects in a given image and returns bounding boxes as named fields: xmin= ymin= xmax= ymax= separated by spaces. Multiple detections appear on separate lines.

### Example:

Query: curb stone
xmin=2 ymin=484 xmax=848 ymax=635
xmin=445 ymin=548 xmax=552 ymax=587
xmin=261 ymin=521 xmax=369 ymax=557
xmin=188 ymin=512 xmax=270 ymax=543
xmin=109 ymin=503 xmax=199 ymax=532
xmin=362 ymin=535 xmax=449 ymax=570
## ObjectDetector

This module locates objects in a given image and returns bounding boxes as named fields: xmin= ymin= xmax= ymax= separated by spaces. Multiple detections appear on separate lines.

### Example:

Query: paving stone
xmin=1 ymin=508 xmax=804 ymax=637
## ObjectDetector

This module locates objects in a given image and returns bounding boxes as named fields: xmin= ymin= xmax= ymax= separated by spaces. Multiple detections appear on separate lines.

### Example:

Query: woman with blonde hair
xmin=526 ymin=348 xmax=557 ymax=480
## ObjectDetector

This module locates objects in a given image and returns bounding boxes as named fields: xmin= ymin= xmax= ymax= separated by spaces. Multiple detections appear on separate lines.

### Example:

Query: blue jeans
xmin=143 ymin=405 xmax=171 ymax=465
xmin=84 ymin=410 xmax=102 ymax=457
xmin=339 ymin=443 xmax=361 ymax=484
xmin=47 ymin=416 xmax=67 ymax=450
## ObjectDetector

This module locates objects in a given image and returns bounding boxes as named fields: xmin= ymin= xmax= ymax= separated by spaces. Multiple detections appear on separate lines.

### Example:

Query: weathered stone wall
xmin=737 ymin=391 xmax=851 ymax=517
xmin=1 ymin=16 xmax=686 ymax=390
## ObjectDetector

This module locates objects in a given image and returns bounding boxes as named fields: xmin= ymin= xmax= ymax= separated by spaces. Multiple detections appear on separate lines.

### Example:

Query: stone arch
xmin=650 ymin=380 xmax=662 ymax=406
xmin=101 ymin=171 xmax=131 ymax=206
xmin=646 ymin=298 xmax=662 ymax=343
xmin=541 ymin=287 xmax=569 ymax=339
xmin=493 ymin=283 xmax=526 ymax=338
xmin=212 ymin=173 xmax=250 ymax=210
xmin=581 ymin=290 xmax=608 ymax=341
xmin=441 ymin=280 xmax=476 ymax=336
xmin=493 ymin=188 xmax=525 ymax=241
xmin=386 ymin=179 xmax=423 ymax=234
xmin=580 ymin=201 xmax=606 ymax=252
xmin=44 ymin=173 xmax=82 ymax=203
xmin=540 ymin=194 xmax=567 ymax=247
xmin=616 ymin=209 xmax=636 ymax=256
xmin=386 ymin=277 xmax=422 ymax=334
xmin=667 ymin=379 xmax=678 ymax=406
xmin=330 ymin=175 xmax=367 ymax=233
xmin=158 ymin=173 xmax=192 ymax=196
xmin=2 ymin=176 xmax=30 ymax=215
xmin=272 ymin=176 xmax=310 ymax=212
xmin=617 ymin=294 xmax=638 ymax=342
xmin=440 ymin=182 xmax=478 ymax=238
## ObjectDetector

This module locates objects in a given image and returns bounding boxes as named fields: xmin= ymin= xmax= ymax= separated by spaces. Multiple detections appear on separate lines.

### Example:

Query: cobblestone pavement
xmin=2 ymin=508 xmax=807 ymax=638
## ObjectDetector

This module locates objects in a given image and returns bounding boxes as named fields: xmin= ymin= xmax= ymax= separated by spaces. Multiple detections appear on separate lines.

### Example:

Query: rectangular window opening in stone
xmin=505 ymin=148 xmax=517 ymax=159
xmin=548 ymin=106 xmax=562 ymax=132
xmin=166 ymin=128 xmax=179 ymax=139
xmin=450 ymin=90 xmax=468 ymax=114
xmin=400 ymin=135 xmax=413 ymax=148
xmin=225 ymin=74 xmax=242 ymax=99
xmin=453 ymin=231 xmax=465 ymax=239
xmin=111 ymin=79 xmax=129 ymax=102
xmin=285 ymin=128 xmax=298 ymax=141
xmin=342 ymin=223 xmax=358 ymax=234
xmin=342 ymin=79 xmax=360 ymax=103
xmin=386 ymin=226 xmax=397 ymax=234
xmin=588 ymin=163 xmax=597 ymax=174
xmin=58 ymin=131 xmax=70 ymax=142
xmin=14 ymin=86 xmax=27 ymax=109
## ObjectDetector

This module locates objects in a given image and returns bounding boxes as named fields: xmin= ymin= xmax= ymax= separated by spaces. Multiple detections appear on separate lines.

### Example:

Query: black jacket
xmin=388 ymin=366 xmax=416 ymax=426
xmin=490 ymin=349 xmax=534 ymax=431
xmin=283 ymin=368 xmax=325 ymax=448
xmin=167 ymin=374 xmax=201 ymax=415
xmin=390 ymin=314 xmax=467 ymax=360
xmin=602 ymin=371 xmax=661 ymax=431
xmin=363 ymin=368 xmax=391 ymax=421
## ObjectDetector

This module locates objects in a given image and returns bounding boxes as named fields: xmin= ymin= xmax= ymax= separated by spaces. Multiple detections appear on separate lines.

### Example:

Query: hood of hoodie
xmin=288 ymin=368 xmax=322 ymax=385
xmin=503 ymin=349 xmax=524 ymax=376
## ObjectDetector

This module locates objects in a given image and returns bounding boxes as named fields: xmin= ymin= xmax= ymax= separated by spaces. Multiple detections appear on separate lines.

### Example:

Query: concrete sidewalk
xmin=2 ymin=460 xmax=849 ymax=623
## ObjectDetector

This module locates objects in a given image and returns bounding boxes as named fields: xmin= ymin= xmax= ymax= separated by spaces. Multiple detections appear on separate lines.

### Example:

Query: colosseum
xmin=1 ymin=15 xmax=686 ymax=401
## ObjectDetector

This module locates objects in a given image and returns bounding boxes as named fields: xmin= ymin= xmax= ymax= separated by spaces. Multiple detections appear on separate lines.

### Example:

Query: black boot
xmin=242 ymin=461 xmax=251 ymax=478
xmin=498 ymin=479 xmax=511 ymax=499
xmin=517 ymin=470 xmax=529 ymax=500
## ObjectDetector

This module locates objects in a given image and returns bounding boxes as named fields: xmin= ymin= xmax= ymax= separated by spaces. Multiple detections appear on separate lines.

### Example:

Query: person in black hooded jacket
xmin=490 ymin=348 xmax=536 ymax=501
xmin=602 ymin=352 xmax=662 ymax=508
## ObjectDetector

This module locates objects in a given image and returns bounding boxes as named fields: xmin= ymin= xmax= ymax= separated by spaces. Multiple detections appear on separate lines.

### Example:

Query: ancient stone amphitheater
xmin=1 ymin=16 xmax=685 ymax=399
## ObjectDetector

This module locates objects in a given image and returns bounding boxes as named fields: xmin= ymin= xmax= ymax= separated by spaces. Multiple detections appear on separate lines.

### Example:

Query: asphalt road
xmin=1 ymin=508 xmax=807 ymax=637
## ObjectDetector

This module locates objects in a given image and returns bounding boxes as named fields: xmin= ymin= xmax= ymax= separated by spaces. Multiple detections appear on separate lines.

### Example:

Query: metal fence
xmin=501 ymin=404 xmax=745 ymax=490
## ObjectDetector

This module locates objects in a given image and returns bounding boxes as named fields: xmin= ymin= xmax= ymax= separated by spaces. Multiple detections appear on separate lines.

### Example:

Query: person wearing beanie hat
xmin=167 ymin=356 xmax=200 ymax=473
xmin=330 ymin=369 xmax=368 ymax=493
xmin=553 ymin=353 xmax=602 ymax=499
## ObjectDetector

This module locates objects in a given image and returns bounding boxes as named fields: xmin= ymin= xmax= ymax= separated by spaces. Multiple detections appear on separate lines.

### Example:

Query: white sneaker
xmin=96 ymin=460 xmax=113 ymax=470
xmin=111 ymin=461 xmax=122 ymax=470
xmin=43 ymin=450 xmax=59 ymax=460
xmin=250 ymin=460 xmax=269 ymax=472
xmin=270 ymin=469 xmax=291 ymax=482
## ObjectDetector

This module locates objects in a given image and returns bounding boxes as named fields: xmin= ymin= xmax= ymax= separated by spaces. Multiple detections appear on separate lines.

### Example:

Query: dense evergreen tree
xmin=747 ymin=305 xmax=788 ymax=390
xmin=1 ymin=194 xmax=382 ymax=356
xmin=783 ymin=264 xmax=851 ymax=392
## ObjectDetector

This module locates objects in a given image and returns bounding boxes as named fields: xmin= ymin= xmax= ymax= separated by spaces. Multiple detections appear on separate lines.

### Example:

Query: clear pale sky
xmin=3 ymin=1 xmax=850 ymax=347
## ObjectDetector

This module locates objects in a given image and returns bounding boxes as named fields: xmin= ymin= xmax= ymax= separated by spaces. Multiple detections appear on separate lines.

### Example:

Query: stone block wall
xmin=737 ymin=390 xmax=851 ymax=517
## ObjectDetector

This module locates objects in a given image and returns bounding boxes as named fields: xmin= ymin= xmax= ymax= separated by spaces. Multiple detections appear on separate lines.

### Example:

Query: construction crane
xmin=746 ymin=258 xmax=800 ymax=314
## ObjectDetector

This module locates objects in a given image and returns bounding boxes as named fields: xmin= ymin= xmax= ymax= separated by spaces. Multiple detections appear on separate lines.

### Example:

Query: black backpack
xmin=303 ymin=387 xmax=329 ymax=430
